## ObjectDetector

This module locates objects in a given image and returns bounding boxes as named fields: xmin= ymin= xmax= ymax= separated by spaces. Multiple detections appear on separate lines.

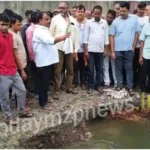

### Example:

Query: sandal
xmin=66 ymin=88 xmax=78 ymax=94
xmin=5 ymin=117 xmax=18 ymax=126
xmin=24 ymin=106 xmax=31 ymax=112
xmin=53 ymin=91 xmax=60 ymax=100
xmin=19 ymin=112 xmax=33 ymax=118
xmin=42 ymin=104 xmax=56 ymax=111
xmin=27 ymin=100 xmax=34 ymax=105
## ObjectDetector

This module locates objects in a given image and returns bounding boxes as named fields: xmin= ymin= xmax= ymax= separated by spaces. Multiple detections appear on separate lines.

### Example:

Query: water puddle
xmin=68 ymin=118 xmax=150 ymax=149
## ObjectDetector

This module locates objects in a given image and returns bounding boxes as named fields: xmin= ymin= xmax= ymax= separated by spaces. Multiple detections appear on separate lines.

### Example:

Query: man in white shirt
xmin=103 ymin=10 xmax=117 ymax=88
xmin=72 ymin=4 xmax=88 ymax=91
xmin=33 ymin=11 xmax=68 ymax=111
xmin=50 ymin=2 xmax=80 ymax=100
xmin=84 ymin=5 xmax=109 ymax=94
xmin=133 ymin=2 xmax=149 ymax=88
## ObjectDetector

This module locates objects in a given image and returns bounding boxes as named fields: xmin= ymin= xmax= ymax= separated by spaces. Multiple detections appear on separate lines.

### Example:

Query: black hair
xmin=25 ymin=10 xmax=32 ymax=17
xmin=10 ymin=14 xmax=23 ymax=24
xmin=0 ymin=13 xmax=10 ymax=23
xmin=120 ymin=2 xmax=130 ymax=10
xmin=72 ymin=6 xmax=77 ymax=9
xmin=77 ymin=4 xmax=86 ymax=12
xmin=32 ymin=9 xmax=40 ymax=12
xmin=107 ymin=9 xmax=116 ymax=18
xmin=3 ymin=9 xmax=14 ymax=18
xmin=37 ymin=11 xmax=49 ymax=23
xmin=47 ymin=11 xmax=53 ymax=18
xmin=93 ymin=5 xmax=102 ymax=12
xmin=30 ymin=11 xmax=39 ymax=24
xmin=137 ymin=2 xmax=146 ymax=9
xmin=133 ymin=9 xmax=138 ymax=14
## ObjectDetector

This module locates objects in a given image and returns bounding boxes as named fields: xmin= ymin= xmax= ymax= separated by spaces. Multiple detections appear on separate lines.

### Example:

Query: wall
xmin=0 ymin=1 xmax=115 ymax=17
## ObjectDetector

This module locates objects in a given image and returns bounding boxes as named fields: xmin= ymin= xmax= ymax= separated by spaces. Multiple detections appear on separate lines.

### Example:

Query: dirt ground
xmin=0 ymin=88 xmax=142 ymax=148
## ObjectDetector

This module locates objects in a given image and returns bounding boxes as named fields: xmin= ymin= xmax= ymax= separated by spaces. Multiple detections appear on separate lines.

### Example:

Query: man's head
xmin=119 ymin=2 xmax=130 ymax=19
xmin=114 ymin=3 xmax=120 ymax=17
xmin=37 ymin=12 xmax=51 ymax=27
xmin=47 ymin=11 xmax=53 ymax=18
xmin=53 ymin=9 xmax=59 ymax=16
xmin=92 ymin=5 xmax=102 ymax=22
xmin=85 ymin=10 xmax=92 ymax=19
xmin=0 ymin=13 xmax=10 ymax=34
xmin=58 ymin=2 xmax=69 ymax=17
xmin=145 ymin=5 xmax=150 ymax=16
xmin=3 ymin=9 xmax=14 ymax=18
xmin=133 ymin=9 xmax=138 ymax=15
xmin=76 ymin=4 xmax=85 ymax=20
xmin=71 ymin=6 xmax=77 ymax=18
xmin=30 ymin=11 xmax=39 ymax=24
xmin=25 ymin=10 xmax=32 ymax=21
xmin=137 ymin=2 xmax=146 ymax=17
xmin=106 ymin=10 xmax=116 ymax=25
xmin=10 ymin=14 xmax=23 ymax=32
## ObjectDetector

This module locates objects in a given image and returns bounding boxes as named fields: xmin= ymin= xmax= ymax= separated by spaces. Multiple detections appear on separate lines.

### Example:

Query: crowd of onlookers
xmin=0 ymin=1 xmax=150 ymax=125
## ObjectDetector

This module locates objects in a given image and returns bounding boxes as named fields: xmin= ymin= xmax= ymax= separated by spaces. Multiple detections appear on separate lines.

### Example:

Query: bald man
xmin=50 ymin=2 xmax=80 ymax=99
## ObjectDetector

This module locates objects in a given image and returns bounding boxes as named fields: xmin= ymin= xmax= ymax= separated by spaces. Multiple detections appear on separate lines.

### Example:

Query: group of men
xmin=0 ymin=1 xmax=150 ymax=125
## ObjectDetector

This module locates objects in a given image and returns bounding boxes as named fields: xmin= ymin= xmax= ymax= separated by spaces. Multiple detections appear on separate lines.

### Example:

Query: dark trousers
xmin=115 ymin=51 xmax=134 ymax=89
xmin=133 ymin=48 xmax=142 ymax=87
xmin=30 ymin=61 xmax=40 ymax=94
xmin=88 ymin=52 xmax=103 ymax=88
xmin=141 ymin=58 xmax=150 ymax=93
xmin=37 ymin=65 xmax=53 ymax=107
xmin=73 ymin=53 xmax=88 ymax=86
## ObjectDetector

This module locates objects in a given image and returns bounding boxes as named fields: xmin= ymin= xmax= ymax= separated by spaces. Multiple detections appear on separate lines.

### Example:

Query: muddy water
xmin=68 ymin=118 xmax=150 ymax=149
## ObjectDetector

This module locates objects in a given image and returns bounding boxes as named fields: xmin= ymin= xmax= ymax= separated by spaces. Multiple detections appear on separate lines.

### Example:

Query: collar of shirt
xmin=31 ymin=23 xmax=35 ymax=27
xmin=58 ymin=13 xmax=76 ymax=24
xmin=118 ymin=14 xmax=134 ymax=20
xmin=35 ymin=24 xmax=49 ymax=30
xmin=0 ymin=31 xmax=9 ymax=38
xmin=91 ymin=18 xmax=104 ymax=24
xmin=76 ymin=18 xmax=87 ymax=26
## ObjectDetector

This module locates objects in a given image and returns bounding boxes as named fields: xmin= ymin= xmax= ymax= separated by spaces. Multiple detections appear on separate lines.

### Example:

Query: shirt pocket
xmin=99 ymin=25 xmax=105 ymax=37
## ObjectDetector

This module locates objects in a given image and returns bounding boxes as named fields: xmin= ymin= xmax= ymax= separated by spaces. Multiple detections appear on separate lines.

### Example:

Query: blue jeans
xmin=115 ymin=51 xmax=134 ymax=89
xmin=88 ymin=52 xmax=103 ymax=88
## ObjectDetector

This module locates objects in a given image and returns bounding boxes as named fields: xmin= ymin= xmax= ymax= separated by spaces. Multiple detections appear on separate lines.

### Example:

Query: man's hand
xmin=84 ymin=51 xmax=89 ymax=60
xmin=139 ymin=57 xmax=143 ymax=65
xmin=111 ymin=51 xmax=116 ymax=60
xmin=73 ymin=52 xmax=78 ymax=61
xmin=132 ymin=46 xmax=135 ymax=53
xmin=62 ymin=32 xmax=71 ymax=40
xmin=21 ymin=70 xmax=27 ymax=81
xmin=104 ymin=49 xmax=108 ymax=57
